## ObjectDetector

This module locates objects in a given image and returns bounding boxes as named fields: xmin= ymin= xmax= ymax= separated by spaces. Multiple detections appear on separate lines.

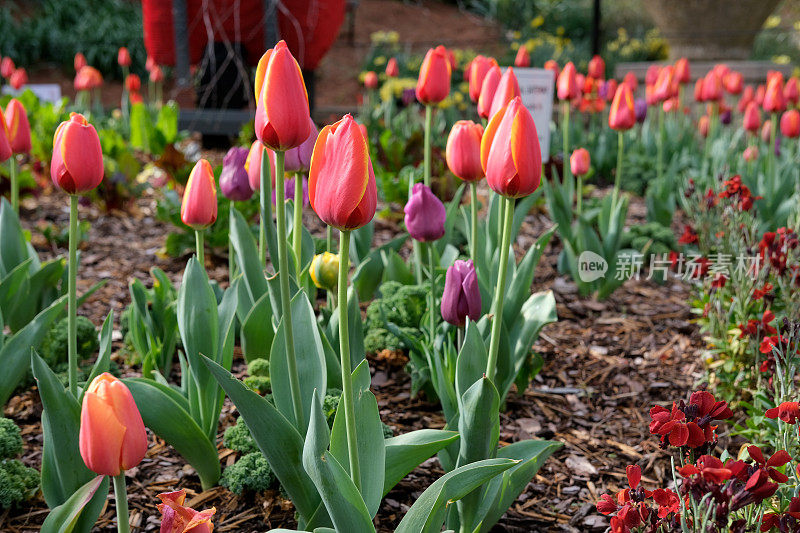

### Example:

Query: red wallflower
xmin=649 ymin=391 xmax=732 ymax=448
xmin=718 ymin=175 xmax=761 ymax=211
xmin=753 ymin=283 xmax=773 ymax=300
xmin=678 ymin=225 xmax=699 ymax=245
xmin=766 ymin=402 xmax=800 ymax=424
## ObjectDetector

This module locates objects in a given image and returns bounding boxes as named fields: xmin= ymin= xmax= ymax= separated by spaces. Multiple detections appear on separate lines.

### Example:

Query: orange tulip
xmin=364 ymin=71 xmax=378 ymax=90
xmin=693 ymin=78 xmax=705 ymax=103
xmin=469 ymin=55 xmax=498 ymax=102
xmin=698 ymin=115 xmax=710 ymax=138
xmin=477 ymin=64 xmax=501 ymax=119
xmin=0 ymin=111 xmax=11 ymax=163
xmin=514 ymin=46 xmax=530 ymax=68
xmin=588 ymin=55 xmax=605 ymax=80
xmin=446 ymin=120 xmax=484 ymax=183
xmin=245 ymin=140 xmax=275 ymax=192
xmin=544 ymin=60 xmax=559 ymax=82
xmin=1 ymin=57 xmax=14 ymax=78
xmin=4 ymin=99 xmax=30 ymax=154
xmin=74 ymin=52 xmax=88 ymax=73
xmin=181 ymin=159 xmax=218 ymax=229
xmin=784 ymin=77 xmax=799 ymax=106
xmin=415 ymin=45 xmax=451 ymax=105
xmin=118 ymin=47 xmax=131 ymax=67
xmin=570 ymin=148 xmax=590 ymax=177
xmin=743 ymin=102 xmax=761 ymax=134
xmin=763 ymin=76 xmax=786 ymax=113
xmin=780 ymin=109 xmax=800 ymax=139
xmin=653 ymin=66 xmax=674 ymax=102
xmin=489 ymin=67 xmax=521 ymax=119
xmin=74 ymin=66 xmax=103 ymax=92
xmin=157 ymin=489 xmax=215 ymax=533
xmin=385 ymin=57 xmax=399 ymax=78
xmin=308 ymin=114 xmax=376 ymax=230
xmin=51 ymin=113 xmax=104 ymax=194
xmin=557 ymin=62 xmax=577 ymax=101
xmin=9 ymin=68 xmax=26 ymax=90
xmin=480 ymin=97 xmax=541 ymax=198
xmin=254 ymin=40 xmax=313 ymax=151
xmin=79 ymin=373 xmax=147 ymax=477
xmin=674 ymin=57 xmax=690 ymax=84
xmin=608 ymin=84 xmax=635 ymax=131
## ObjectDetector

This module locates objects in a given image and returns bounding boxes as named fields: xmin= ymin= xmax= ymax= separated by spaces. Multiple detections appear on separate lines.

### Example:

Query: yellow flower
xmin=310 ymin=252 xmax=339 ymax=291
xmin=530 ymin=15 xmax=544 ymax=28
xmin=764 ymin=15 xmax=781 ymax=29
xmin=556 ymin=26 xmax=565 ymax=36
xmin=773 ymin=55 xmax=791 ymax=65
xmin=374 ymin=56 xmax=387 ymax=66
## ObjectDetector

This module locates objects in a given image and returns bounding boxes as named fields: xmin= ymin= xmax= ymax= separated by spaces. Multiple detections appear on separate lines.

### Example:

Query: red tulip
xmin=645 ymin=64 xmax=660 ymax=86
xmin=446 ymin=120 xmax=484 ymax=182
xmin=653 ymin=66 xmax=674 ymax=102
xmin=245 ymin=140 xmax=275 ymax=192
xmin=416 ymin=45 xmax=451 ymax=105
xmin=588 ymin=55 xmax=605 ymax=80
xmin=254 ymin=40 xmax=313 ymax=151
xmin=364 ymin=71 xmax=378 ymax=90
xmin=385 ymin=57 xmax=399 ymax=78
xmin=557 ymin=62 xmax=577 ymax=101
xmin=469 ymin=55 xmax=497 ymax=103
xmin=701 ymin=71 xmax=722 ymax=102
xmin=489 ymin=67 xmax=521 ymax=119
xmin=514 ymin=46 xmax=530 ymax=68
xmin=79 ymin=373 xmax=147 ymax=477
xmin=477 ymin=64 xmax=501 ymax=119
xmin=308 ymin=114 xmax=376 ymax=230
xmin=743 ymin=102 xmax=761 ymax=133
xmin=608 ymin=84 xmax=635 ymax=131
xmin=4 ymin=99 xmax=31 ymax=154
xmin=129 ymin=91 xmax=143 ymax=105
xmin=622 ymin=71 xmax=637 ymax=93
xmin=756 ymin=84 xmax=766 ymax=106
xmin=693 ymin=78 xmax=705 ymax=103
xmin=0 ymin=111 xmax=11 ymax=163
xmin=570 ymin=148 xmax=590 ymax=177
xmin=149 ymin=65 xmax=164 ymax=83
xmin=74 ymin=66 xmax=103 ymax=91
xmin=125 ymin=74 xmax=141 ymax=93
xmin=51 ymin=113 xmax=104 ymax=194
xmin=761 ymin=120 xmax=773 ymax=143
xmin=181 ymin=159 xmax=218 ymax=229
xmin=9 ymin=68 xmax=26 ymax=90
xmin=117 ymin=47 xmax=131 ymax=67
xmin=1 ymin=57 xmax=14 ymax=78
xmin=780 ymin=109 xmax=800 ymax=138
xmin=738 ymin=86 xmax=755 ymax=112
xmin=575 ymin=73 xmax=585 ymax=95
xmin=725 ymin=71 xmax=743 ymax=95
xmin=784 ymin=77 xmax=799 ymax=106
xmin=544 ymin=60 xmax=559 ymax=82
xmin=743 ymin=146 xmax=759 ymax=162
xmin=698 ymin=115 xmax=710 ymax=138
xmin=157 ymin=489 xmax=216 ymax=533
xmin=480 ymin=97 xmax=541 ymax=198
xmin=763 ymin=76 xmax=786 ymax=113
xmin=74 ymin=52 xmax=88 ymax=73
xmin=145 ymin=56 xmax=156 ymax=73
xmin=674 ymin=57 xmax=690 ymax=84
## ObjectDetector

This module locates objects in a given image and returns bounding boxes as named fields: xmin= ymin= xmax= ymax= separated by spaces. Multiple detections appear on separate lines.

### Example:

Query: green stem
xmin=424 ymin=105 xmax=433 ymax=187
xmin=469 ymin=182 xmax=478 ymax=265
xmin=427 ymin=242 xmax=436 ymax=342
xmin=274 ymin=151 xmax=304 ymax=431
xmin=337 ymin=230 xmax=361 ymax=489
xmin=613 ymin=130 xmax=624 ymax=208
xmin=68 ymin=195 xmax=79 ymax=398
xmin=326 ymin=225 xmax=333 ymax=253
xmin=228 ymin=200 xmax=235 ymax=280
xmin=770 ymin=111 xmax=778 ymax=189
xmin=195 ymin=230 xmax=204 ymax=266
xmin=486 ymin=196 xmax=514 ymax=381
xmin=576 ymin=175 xmax=583 ymax=219
xmin=562 ymin=101 xmax=570 ymax=181
xmin=293 ymin=173 xmax=303 ymax=275
xmin=258 ymin=146 xmax=268 ymax=266
xmin=9 ymin=156 xmax=18 ymax=214
xmin=112 ymin=474 xmax=130 ymax=533
xmin=657 ymin=106 xmax=665 ymax=182
xmin=496 ymin=194 xmax=506 ymax=249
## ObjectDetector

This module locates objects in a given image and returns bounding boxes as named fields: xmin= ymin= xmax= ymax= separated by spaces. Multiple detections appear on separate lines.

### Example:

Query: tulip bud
xmin=763 ymin=76 xmax=786 ymax=113
xmin=416 ymin=45 xmax=451 ymax=105
xmin=469 ymin=55 xmax=497 ymax=103
xmin=245 ymin=141 xmax=276 ymax=192
xmin=743 ymin=146 xmax=759 ymax=162
xmin=157 ymin=489 xmax=215 ymax=533
xmin=219 ymin=147 xmax=253 ymax=201
xmin=743 ymin=102 xmax=761 ymax=133
xmin=634 ymin=98 xmax=647 ymax=123
xmin=79 ymin=373 xmax=147 ymax=477
xmin=780 ymin=109 xmax=800 ymax=139
xmin=310 ymin=252 xmax=339 ymax=291
xmin=588 ymin=55 xmax=605 ymax=80
xmin=309 ymin=114 xmax=376 ymax=230
xmin=446 ymin=120 xmax=484 ymax=183
xmin=755 ymin=84 xmax=766 ymax=106
xmin=118 ymin=47 xmax=131 ymax=67
xmin=514 ymin=46 xmax=530 ymax=68
xmin=698 ymin=115 xmax=710 ymax=138
xmin=622 ymin=71 xmax=638 ymax=93
xmin=477 ymin=64 xmax=501 ymax=119
xmin=738 ymin=86 xmax=755 ymax=112
xmin=74 ymin=66 xmax=103 ymax=92
xmin=129 ymin=92 xmax=143 ymax=105
xmin=51 ymin=113 xmax=104 ymax=194
xmin=653 ymin=66 xmax=674 ymax=102
xmin=440 ymin=260 xmax=481 ymax=327
xmin=725 ymin=71 xmax=743 ymax=95
xmin=125 ymin=74 xmax=141 ymax=93
xmin=481 ymin=96 xmax=542 ymax=198
xmin=145 ymin=56 xmax=156 ymax=73
xmin=405 ymin=183 xmax=445 ymax=242
xmin=570 ymin=148 xmax=590 ymax=177
xmin=784 ymin=77 xmax=799 ymax=106
xmin=364 ymin=71 xmax=378 ymax=90
xmin=645 ymin=64 xmax=659 ymax=86
xmin=557 ymin=62 xmax=577 ymax=101
xmin=149 ymin=65 xmax=164 ymax=83
xmin=693 ymin=78 xmax=705 ymax=103
xmin=4 ymin=99 xmax=30 ymax=155
xmin=385 ymin=57 xmax=399 ymax=78
xmin=9 ymin=68 xmax=26 ymax=90
xmin=674 ymin=57 xmax=690 ymax=84
xmin=701 ymin=71 xmax=722 ymax=102
xmin=1 ymin=57 xmax=14 ymax=78
xmin=608 ymin=84 xmax=635 ymax=131
xmin=544 ymin=60 xmax=559 ymax=82
xmin=254 ymin=41 xmax=313 ymax=152
xmin=0 ymin=113 xmax=11 ymax=163
xmin=74 ymin=53 xmax=88 ymax=73
xmin=284 ymin=117 xmax=317 ymax=174
xmin=489 ymin=67 xmax=521 ymax=119
xmin=761 ymin=120 xmax=772 ymax=144
xmin=181 ymin=159 xmax=218 ymax=229
xmin=599 ymin=79 xmax=617 ymax=102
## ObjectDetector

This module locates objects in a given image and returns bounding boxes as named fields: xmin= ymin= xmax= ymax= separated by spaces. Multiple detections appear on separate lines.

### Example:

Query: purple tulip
xmin=720 ymin=109 xmax=732 ymax=125
xmin=634 ymin=98 xmax=647 ymax=123
xmin=404 ymin=183 xmax=445 ymax=242
xmin=284 ymin=117 xmax=318 ymax=173
xmin=220 ymin=147 xmax=253 ymax=201
xmin=272 ymin=177 xmax=309 ymax=207
xmin=441 ymin=260 xmax=481 ymax=327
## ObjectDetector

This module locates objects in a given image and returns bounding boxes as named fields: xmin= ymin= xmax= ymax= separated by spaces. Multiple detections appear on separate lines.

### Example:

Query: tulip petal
xmin=509 ymin=106 xmax=541 ymax=196
xmin=260 ymin=43 xmax=312 ymax=150
xmin=105 ymin=379 xmax=148 ymax=470
xmin=61 ymin=119 xmax=104 ymax=192
xmin=80 ymin=390 xmax=126 ymax=476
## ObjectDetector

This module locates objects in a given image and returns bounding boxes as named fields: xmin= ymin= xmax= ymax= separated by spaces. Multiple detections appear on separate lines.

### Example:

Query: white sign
xmin=510 ymin=68 xmax=554 ymax=163
xmin=2 ymin=84 xmax=62 ymax=104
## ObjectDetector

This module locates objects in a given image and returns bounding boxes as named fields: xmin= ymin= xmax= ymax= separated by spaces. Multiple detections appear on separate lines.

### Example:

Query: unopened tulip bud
xmin=220 ymin=147 xmax=253 ymax=201
xmin=725 ymin=71 xmax=743 ymax=95
xmin=181 ymin=159 xmax=218 ymax=229
xmin=310 ymin=252 xmax=339 ymax=291
xmin=634 ymin=98 xmax=647 ymax=123
xmin=79 ymin=373 xmax=147 ymax=476
xmin=9 ymin=68 xmax=26 ymax=90
xmin=743 ymin=146 xmax=759 ymax=162
xmin=1 ymin=57 xmax=14 ymax=78
xmin=588 ymin=55 xmax=605 ymax=80
xmin=609 ymin=84 xmax=635 ymax=131
xmin=157 ymin=489 xmax=215 ymax=533
xmin=489 ymin=67 xmax=521 ymax=119
xmin=514 ymin=46 xmax=530 ymax=68
xmin=477 ymin=64 xmax=501 ymax=119
xmin=405 ymin=183 xmax=445 ymax=242
xmin=698 ymin=115 xmax=710 ymax=138
xmin=446 ymin=120 xmax=484 ymax=182
xmin=743 ymin=102 xmax=761 ymax=133
xmin=51 ymin=113 xmax=104 ymax=194
xmin=469 ymin=55 xmax=497 ymax=103
xmin=674 ymin=57 xmax=690 ymax=84
xmin=780 ymin=109 xmax=800 ymax=139
xmin=74 ymin=53 xmax=88 ymax=73
xmin=284 ymin=117 xmax=317 ymax=173
xmin=416 ymin=46 xmax=451 ymax=105
xmin=557 ymin=62 xmax=577 ymax=101
xmin=117 ymin=47 xmax=131 ymax=67
xmin=385 ymin=58 xmax=399 ymax=78
xmin=570 ymin=148 xmax=590 ymax=177
xmin=364 ymin=71 xmax=378 ymax=90
xmin=4 ymin=99 xmax=30 ymax=155
xmin=440 ymin=260 xmax=481 ymax=327
xmin=125 ymin=74 xmax=141 ymax=93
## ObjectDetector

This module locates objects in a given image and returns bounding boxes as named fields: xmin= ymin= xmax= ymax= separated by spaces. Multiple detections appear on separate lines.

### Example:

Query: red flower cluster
xmin=739 ymin=309 xmax=778 ymax=338
xmin=759 ymin=228 xmax=799 ymax=275
xmin=766 ymin=402 xmax=800 ymax=424
xmin=678 ymin=225 xmax=699 ymax=245
xmin=753 ymin=282 xmax=774 ymax=301
xmin=762 ymin=496 xmax=800 ymax=532
xmin=596 ymin=465 xmax=681 ymax=533
xmin=649 ymin=391 xmax=732 ymax=449
xmin=718 ymin=175 xmax=761 ymax=211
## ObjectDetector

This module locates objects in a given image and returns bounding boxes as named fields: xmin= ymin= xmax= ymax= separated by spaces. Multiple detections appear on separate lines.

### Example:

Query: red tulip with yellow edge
xmin=780 ymin=109 xmax=800 ymax=139
xmin=157 ymin=490 xmax=216 ymax=533
xmin=0 ymin=109 xmax=12 ymax=163
xmin=51 ymin=113 xmax=104 ymax=194
xmin=608 ymin=84 xmax=635 ymax=131
xmin=254 ymin=40 xmax=313 ymax=152
xmin=489 ymin=67 xmax=521 ymax=119
xmin=415 ymin=45 xmax=451 ymax=105
xmin=763 ymin=76 xmax=786 ymax=113
xmin=477 ymin=64 xmax=501 ymax=119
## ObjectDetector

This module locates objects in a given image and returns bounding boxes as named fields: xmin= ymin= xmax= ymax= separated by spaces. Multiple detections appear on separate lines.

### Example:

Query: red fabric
xmin=142 ymin=0 xmax=344 ymax=70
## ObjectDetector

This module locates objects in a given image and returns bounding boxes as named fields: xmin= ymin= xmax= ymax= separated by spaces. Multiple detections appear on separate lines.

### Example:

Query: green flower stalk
xmin=486 ymin=197 xmax=514 ymax=381
xmin=293 ymin=173 xmax=303 ymax=274
xmin=113 ymin=474 xmax=130 ymax=533
xmin=9 ymin=157 xmax=18 ymax=214
xmin=68 ymin=195 xmax=79 ymax=396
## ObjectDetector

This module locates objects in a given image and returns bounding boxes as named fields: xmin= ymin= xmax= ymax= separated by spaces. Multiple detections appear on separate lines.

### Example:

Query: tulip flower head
xmin=416 ymin=45 xmax=451 ymax=105
xmin=725 ymin=71 xmax=743 ymax=95
xmin=181 ymin=159 xmax=218 ymax=230
xmin=74 ymin=53 xmax=88 ymax=73
xmin=0 ymin=112 xmax=11 ymax=163
xmin=653 ymin=66 xmax=674 ymax=102
xmin=405 ymin=183 xmax=446 ymax=242
xmin=157 ymin=489 xmax=216 ymax=533
xmin=698 ymin=115 xmax=710 ymax=138
xmin=74 ymin=66 xmax=103 ymax=92
xmin=477 ymin=64 xmax=501 ymax=119
xmin=701 ymin=71 xmax=722 ymax=102
xmin=4 ymin=99 xmax=30 ymax=155
xmin=489 ymin=67 xmax=521 ymax=119
xmin=220 ymin=147 xmax=253 ymax=202
xmin=645 ymin=64 xmax=660 ymax=86
xmin=743 ymin=146 xmax=759 ymax=162
xmin=245 ymin=140 xmax=276 ymax=192
xmin=308 ymin=114 xmax=377 ymax=230
xmin=761 ymin=120 xmax=773 ymax=144
xmin=310 ymin=252 xmax=339 ymax=291
xmin=441 ymin=260 xmax=481 ymax=327
xmin=284 ymin=117 xmax=318 ymax=173
xmin=694 ymin=78 xmax=705 ymax=103
xmin=254 ymin=40 xmax=313 ymax=151
xmin=738 ymin=85 xmax=755 ymax=112
xmin=469 ymin=55 xmax=497 ymax=102
xmin=743 ymin=102 xmax=761 ymax=134
xmin=608 ymin=84 xmax=635 ymax=131
xmin=622 ymin=71 xmax=638 ymax=93
xmin=118 ymin=47 xmax=131 ymax=67
xmin=364 ymin=71 xmax=378 ymax=90
xmin=51 ymin=113 xmax=104 ymax=194
xmin=570 ymin=148 xmax=590 ymax=177
xmin=1 ymin=57 xmax=14 ymax=79
xmin=544 ymin=60 xmax=559 ymax=82
xmin=9 ymin=68 xmax=27 ymax=90
xmin=125 ymin=74 xmax=141 ymax=93
xmin=79 ymin=373 xmax=147 ymax=477
xmin=780 ymin=109 xmax=800 ymax=139
xmin=481 ymin=97 xmax=542 ymax=198
xmin=763 ymin=76 xmax=786 ymax=113
xmin=146 ymin=56 xmax=156 ymax=73
xmin=149 ymin=65 xmax=164 ymax=83
xmin=385 ymin=57 xmax=399 ymax=78
xmin=634 ymin=98 xmax=648 ymax=123
xmin=514 ymin=46 xmax=531 ymax=68
xmin=588 ymin=55 xmax=605 ymax=80
xmin=784 ymin=77 xmax=799 ymax=106
xmin=446 ymin=120 xmax=484 ymax=183
xmin=557 ymin=62 xmax=577 ymax=101
xmin=674 ymin=57 xmax=690 ymax=84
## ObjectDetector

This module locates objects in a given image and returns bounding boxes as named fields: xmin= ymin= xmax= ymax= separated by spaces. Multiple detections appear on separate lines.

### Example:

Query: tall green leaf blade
xmin=230 ymin=208 xmax=268 ymax=303
xmin=0 ymin=197 xmax=29 ymax=275
xmin=383 ymin=429 xmax=459 ymax=496
xmin=502 ymin=226 xmax=555 ymax=328
xmin=240 ymin=292 xmax=274 ymax=363
xmin=40 ymin=475 xmax=108 ymax=533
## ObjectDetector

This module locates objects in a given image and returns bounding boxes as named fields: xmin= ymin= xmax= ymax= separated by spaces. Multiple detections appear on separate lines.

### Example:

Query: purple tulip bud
xmin=404 ymin=183 xmax=445 ymax=242
xmin=719 ymin=109 xmax=732 ymax=125
xmin=441 ymin=260 xmax=481 ymax=327
xmin=220 ymin=147 xmax=253 ymax=201
xmin=634 ymin=98 xmax=647 ymax=123
xmin=402 ymin=88 xmax=416 ymax=106
xmin=272 ymin=177 xmax=309 ymax=207
xmin=284 ymin=117 xmax=318 ymax=173
xmin=598 ymin=80 xmax=610 ymax=101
